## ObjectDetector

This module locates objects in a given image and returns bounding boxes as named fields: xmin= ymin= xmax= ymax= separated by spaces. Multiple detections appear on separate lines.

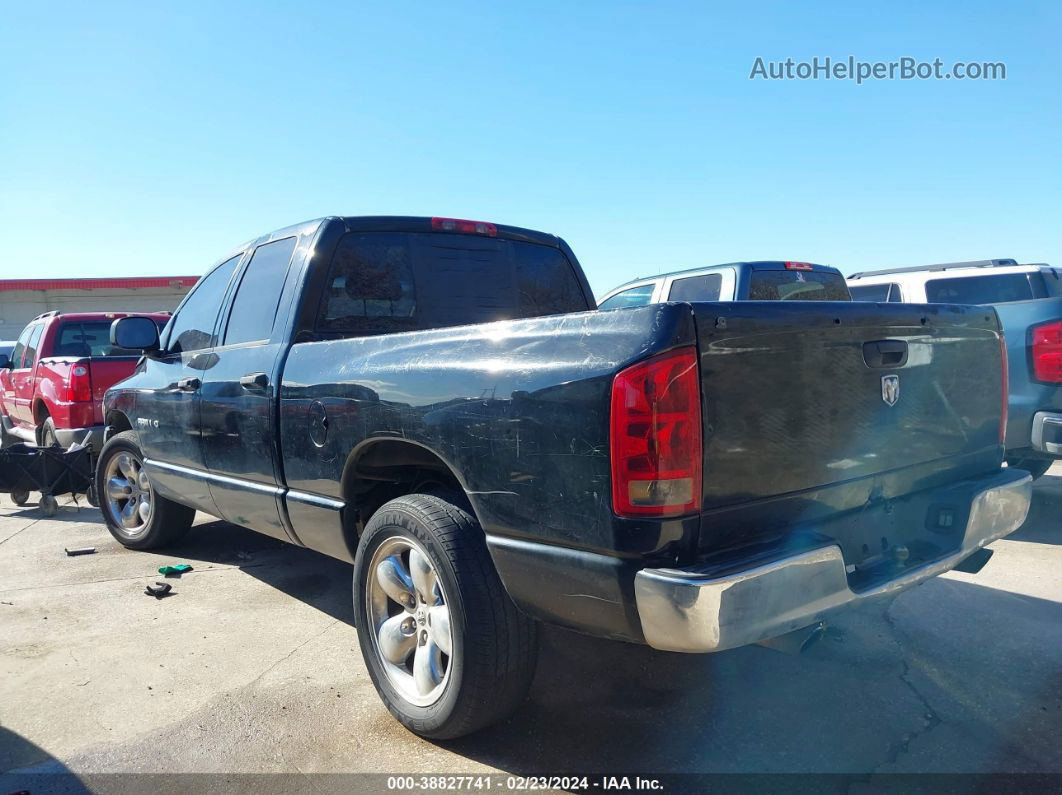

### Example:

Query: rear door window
xmin=224 ymin=237 xmax=297 ymax=345
xmin=598 ymin=284 xmax=656 ymax=310
xmin=748 ymin=270 xmax=851 ymax=301
xmin=925 ymin=273 xmax=1046 ymax=304
xmin=9 ymin=325 xmax=33 ymax=369
xmin=22 ymin=324 xmax=43 ymax=367
xmin=668 ymin=273 xmax=723 ymax=302
xmin=317 ymin=232 xmax=586 ymax=336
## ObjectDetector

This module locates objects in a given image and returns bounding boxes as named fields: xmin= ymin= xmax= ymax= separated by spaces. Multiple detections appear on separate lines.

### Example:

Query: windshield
xmin=598 ymin=284 xmax=656 ymax=310
xmin=849 ymin=283 xmax=902 ymax=302
xmin=748 ymin=270 xmax=851 ymax=301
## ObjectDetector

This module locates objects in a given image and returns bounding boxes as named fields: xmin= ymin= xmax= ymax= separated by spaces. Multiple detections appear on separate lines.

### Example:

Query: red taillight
xmin=999 ymin=333 xmax=1009 ymax=445
xmin=431 ymin=217 xmax=497 ymax=237
xmin=69 ymin=364 xmax=92 ymax=402
xmin=1031 ymin=319 xmax=1062 ymax=384
xmin=610 ymin=347 xmax=702 ymax=518
xmin=784 ymin=261 xmax=814 ymax=270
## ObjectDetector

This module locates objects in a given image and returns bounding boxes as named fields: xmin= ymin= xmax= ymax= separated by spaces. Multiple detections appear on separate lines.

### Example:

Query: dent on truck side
xmin=279 ymin=302 xmax=702 ymax=640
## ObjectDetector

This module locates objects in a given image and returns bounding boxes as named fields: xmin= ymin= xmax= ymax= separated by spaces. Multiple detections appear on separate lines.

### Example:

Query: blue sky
xmin=1 ymin=1 xmax=1059 ymax=294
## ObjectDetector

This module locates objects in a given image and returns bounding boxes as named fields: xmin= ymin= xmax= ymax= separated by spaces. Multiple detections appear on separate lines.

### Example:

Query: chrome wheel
xmin=104 ymin=451 xmax=153 ymax=535
xmin=366 ymin=536 xmax=453 ymax=707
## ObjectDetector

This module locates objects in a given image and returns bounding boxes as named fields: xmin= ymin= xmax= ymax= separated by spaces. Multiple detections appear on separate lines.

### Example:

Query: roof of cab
xmin=332 ymin=216 xmax=564 ymax=248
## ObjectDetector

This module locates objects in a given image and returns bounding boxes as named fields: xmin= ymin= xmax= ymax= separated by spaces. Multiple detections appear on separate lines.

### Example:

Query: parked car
xmin=597 ymin=261 xmax=851 ymax=308
xmin=98 ymin=216 xmax=1029 ymax=739
xmin=0 ymin=311 xmax=172 ymax=451
xmin=848 ymin=259 xmax=1062 ymax=478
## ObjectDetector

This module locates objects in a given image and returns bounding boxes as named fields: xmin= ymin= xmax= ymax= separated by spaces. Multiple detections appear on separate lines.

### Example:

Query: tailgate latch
xmin=863 ymin=339 xmax=909 ymax=368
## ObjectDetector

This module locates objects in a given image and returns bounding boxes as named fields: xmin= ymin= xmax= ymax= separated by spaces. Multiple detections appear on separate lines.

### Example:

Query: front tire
xmin=353 ymin=493 xmax=538 ymax=739
xmin=96 ymin=431 xmax=194 ymax=549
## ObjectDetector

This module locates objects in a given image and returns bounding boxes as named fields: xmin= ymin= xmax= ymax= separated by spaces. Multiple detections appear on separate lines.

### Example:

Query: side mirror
xmin=111 ymin=316 xmax=160 ymax=353
xmin=0 ymin=354 xmax=9 ymax=370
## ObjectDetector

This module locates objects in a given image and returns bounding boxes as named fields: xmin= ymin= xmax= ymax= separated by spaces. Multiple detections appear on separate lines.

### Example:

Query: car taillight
xmin=610 ymin=347 xmax=702 ymax=517
xmin=69 ymin=364 xmax=92 ymax=402
xmin=1031 ymin=319 xmax=1062 ymax=383
xmin=784 ymin=261 xmax=814 ymax=270
xmin=999 ymin=333 xmax=1008 ymax=445
xmin=431 ymin=217 xmax=497 ymax=236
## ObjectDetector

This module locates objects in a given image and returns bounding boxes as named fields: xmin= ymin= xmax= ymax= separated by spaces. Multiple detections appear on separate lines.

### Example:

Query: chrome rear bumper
xmin=634 ymin=469 xmax=1032 ymax=653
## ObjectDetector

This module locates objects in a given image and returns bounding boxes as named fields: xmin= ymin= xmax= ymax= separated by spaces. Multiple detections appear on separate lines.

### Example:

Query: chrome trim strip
xmin=286 ymin=490 xmax=345 ymax=511
xmin=143 ymin=458 xmax=283 ymax=496
xmin=635 ymin=470 xmax=1033 ymax=653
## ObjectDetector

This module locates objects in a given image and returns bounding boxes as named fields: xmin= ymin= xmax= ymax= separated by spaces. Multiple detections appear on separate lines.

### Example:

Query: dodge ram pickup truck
xmin=99 ymin=216 xmax=1031 ymax=739
xmin=0 ymin=311 xmax=172 ymax=451
xmin=598 ymin=261 xmax=851 ymax=309
xmin=849 ymin=259 xmax=1062 ymax=478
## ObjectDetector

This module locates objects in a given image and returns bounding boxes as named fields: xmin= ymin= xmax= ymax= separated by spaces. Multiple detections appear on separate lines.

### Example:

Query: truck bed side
xmin=278 ymin=304 xmax=699 ymax=565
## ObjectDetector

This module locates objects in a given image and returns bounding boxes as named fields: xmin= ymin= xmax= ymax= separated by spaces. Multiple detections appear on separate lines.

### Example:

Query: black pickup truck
xmin=99 ymin=216 xmax=1032 ymax=739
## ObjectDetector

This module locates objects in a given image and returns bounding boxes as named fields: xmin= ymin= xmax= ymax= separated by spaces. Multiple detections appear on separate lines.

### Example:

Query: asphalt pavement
xmin=1 ymin=468 xmax=1059 ymax=788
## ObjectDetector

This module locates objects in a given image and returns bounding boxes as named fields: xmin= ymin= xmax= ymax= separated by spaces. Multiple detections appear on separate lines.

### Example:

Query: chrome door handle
xmin=176 ymin=376 xmax=201 ymax=392
xmin=239 ymin=372 xmax=269 ymax=391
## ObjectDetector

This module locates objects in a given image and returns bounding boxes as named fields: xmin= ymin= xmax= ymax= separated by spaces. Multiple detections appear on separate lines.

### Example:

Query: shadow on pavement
xmin=1010 ymin=475 xmax=1062 ymax=546
xmin=437 ymin=577 xmax=1062 ymax=774
xmin=0 ymin=726 xmax=85 ymax=792
xmin=164 ymin=519 xmax=356 ymax=626
xmin=80 ymin=509 xmax=1061 ymax=775
xmin=2 ymin=498 xmax=101 ymax=524
xmin=160 ymin=516 xmax=1062 ymax=774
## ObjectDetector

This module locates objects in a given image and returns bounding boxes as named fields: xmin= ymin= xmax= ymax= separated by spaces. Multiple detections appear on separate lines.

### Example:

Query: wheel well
xmin=105 ymin=410 xmax=132 ymax=439
xmin=32 ymin=400 xmax=49 ymax=424
xmin=340 ymin=440 xmax=473 ymax=551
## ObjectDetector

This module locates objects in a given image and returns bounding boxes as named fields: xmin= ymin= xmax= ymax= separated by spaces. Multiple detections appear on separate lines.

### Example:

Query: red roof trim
xmin=0 ymin=276 xmax=199 ymax=292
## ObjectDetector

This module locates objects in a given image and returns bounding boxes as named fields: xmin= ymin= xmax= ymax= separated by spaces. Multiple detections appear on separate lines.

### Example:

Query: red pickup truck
xmin=0 ymin=311 xmax=171 ymax=451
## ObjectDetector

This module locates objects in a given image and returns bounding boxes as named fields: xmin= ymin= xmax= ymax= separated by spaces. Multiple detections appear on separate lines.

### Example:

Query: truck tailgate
xmin=87 ymin=357 xmax=142 ymax=404
xmin=693 ymin=302 xmax=1005 ymax=541
xmin=39 ymin=356 xmax=142 ymax=425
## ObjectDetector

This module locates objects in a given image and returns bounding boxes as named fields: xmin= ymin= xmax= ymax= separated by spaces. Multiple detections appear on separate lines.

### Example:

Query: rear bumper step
xmin=634 ymin=468 xmax=1032 ymax=653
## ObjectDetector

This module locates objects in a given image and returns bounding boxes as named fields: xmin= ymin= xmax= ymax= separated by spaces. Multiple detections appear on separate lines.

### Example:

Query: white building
xmin=0 ymin=276 xmax=198 ymax=340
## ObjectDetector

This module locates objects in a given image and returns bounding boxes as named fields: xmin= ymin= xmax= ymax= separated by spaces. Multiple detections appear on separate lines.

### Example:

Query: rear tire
xmin=39 ymin=417 xmax=59 ymax=448
xmin=353 ymin=493 xmax=538 ymax=739
xmin=96 ymin=431 xmax=194 ymax=549
xmin=10 ymin=488 xmax=30 ymax=507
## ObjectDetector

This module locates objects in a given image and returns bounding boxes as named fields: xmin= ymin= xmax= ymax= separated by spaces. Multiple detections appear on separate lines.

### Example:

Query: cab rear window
xmin=925 ymin=273 xmax=1047 ymax=305
xmin=55 ymin=322 xmax=130 ymax=357
xmin=317 ymin=232 xmax=587 ymax=336
xmin=748 ymin=271 xmax=851 ymax=301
